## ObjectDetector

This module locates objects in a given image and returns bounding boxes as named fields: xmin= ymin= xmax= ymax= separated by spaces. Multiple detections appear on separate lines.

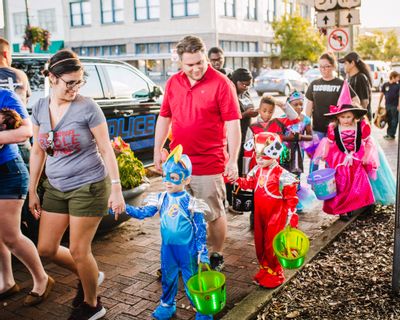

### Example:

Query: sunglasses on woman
xmin=46 ymin=130 xmax=55 ymax=156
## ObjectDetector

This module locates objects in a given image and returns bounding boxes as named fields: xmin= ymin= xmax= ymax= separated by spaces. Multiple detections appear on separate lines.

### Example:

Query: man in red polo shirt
xmin=154 ymin=35 xmax=241 ymax=271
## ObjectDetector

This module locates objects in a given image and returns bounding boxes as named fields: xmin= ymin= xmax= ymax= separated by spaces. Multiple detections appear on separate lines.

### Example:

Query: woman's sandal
xmin=0 ymin=283 xmax=20 ymax=300
xmin=23 ymin=276 xmax=55 ymax=307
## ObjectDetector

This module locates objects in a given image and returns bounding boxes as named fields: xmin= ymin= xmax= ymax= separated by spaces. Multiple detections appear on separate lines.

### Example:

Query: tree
xmin=272 ymin=15 xmax=325 ymax=67
xmin=383 ymin=30 xmax=400 ymax=62
xmin=23 ymin=26 xmax=51 ymax=52
xmin=355 ymin=31 xmax=385 ymax=60
xmin=355 ymin=30 xmax=400 ymax=61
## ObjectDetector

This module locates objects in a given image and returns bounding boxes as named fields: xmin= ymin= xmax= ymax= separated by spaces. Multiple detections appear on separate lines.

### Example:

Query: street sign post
xmin=328 ymin=27 xmax=350 ymax=52
xmin=314 ymin=0 xmax=337 ymax=11
xmin=339 ymin=8 xmax=360 ymax=26
xmin=317 ymin=11 xmax=336 ymax=28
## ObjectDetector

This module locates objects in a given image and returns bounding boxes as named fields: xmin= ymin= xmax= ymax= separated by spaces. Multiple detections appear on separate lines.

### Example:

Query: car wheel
xmin=283 ymin=85 xmax=290 ymax=96
xmin=257 ymin=91 xmax=263 ymax=97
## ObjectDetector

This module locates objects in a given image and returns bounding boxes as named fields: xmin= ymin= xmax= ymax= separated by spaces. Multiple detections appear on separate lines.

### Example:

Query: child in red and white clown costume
xmin=234 ymin=132 xmax=299 ymax=288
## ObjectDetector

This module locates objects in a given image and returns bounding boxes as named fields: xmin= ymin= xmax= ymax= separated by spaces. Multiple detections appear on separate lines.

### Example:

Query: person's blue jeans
xmin=386 ymin=104 xmax=399 ymax=137
xmin=310 ymin=131 xmax=327 ymax=172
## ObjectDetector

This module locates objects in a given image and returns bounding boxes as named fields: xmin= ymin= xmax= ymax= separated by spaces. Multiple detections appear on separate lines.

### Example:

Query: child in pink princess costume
xmin=314 ymin=102 xmax=378 ymax=220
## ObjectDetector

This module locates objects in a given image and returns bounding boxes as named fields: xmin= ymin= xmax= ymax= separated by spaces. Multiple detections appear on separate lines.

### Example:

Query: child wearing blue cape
xmin=111 ymin=145 xmax=212 ymax=320
xmin=369 ymin=141 xmax=396 ymax=205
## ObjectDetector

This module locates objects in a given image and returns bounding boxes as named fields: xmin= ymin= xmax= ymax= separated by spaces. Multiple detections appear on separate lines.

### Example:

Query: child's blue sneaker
xmin=195 ymin=313 xmax=213 ymax=320
xmin=152 ymin=303 xmax=176 ymax=320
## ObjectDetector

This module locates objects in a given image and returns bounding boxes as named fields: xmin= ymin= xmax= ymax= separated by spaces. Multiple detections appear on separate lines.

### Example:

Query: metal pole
xmin=2 ymin=0 xmax=9 ymax=40
xmin=24 ymin=0 xmax=30 ymax=27
xmin=392 ymin=117 xmax=400 ymax=294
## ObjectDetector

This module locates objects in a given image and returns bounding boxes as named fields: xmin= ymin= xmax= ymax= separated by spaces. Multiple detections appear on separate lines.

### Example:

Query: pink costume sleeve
xmin=313 ymin=124 xmax=335 ymax=163
xmin=361 ymin=120 xmax=379 ymax=179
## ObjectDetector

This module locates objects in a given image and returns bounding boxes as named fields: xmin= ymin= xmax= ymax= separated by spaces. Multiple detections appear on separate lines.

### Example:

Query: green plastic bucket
xmin=187 ymin=263 xmax=226 ymax=315
xmin=273 ymin=227 xmax=310 ymax=269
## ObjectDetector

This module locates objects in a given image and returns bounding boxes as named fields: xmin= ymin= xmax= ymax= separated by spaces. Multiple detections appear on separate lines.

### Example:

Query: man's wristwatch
xmin=111 ymin=179 xmax=121 ymax=185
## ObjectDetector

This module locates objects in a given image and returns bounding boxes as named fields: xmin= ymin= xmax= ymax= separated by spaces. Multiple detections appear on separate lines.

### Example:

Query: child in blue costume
xmin=116 ymin=145 xmax=212 ymax=320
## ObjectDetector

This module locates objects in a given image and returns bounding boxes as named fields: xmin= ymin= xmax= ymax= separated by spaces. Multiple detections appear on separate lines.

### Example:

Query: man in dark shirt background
xmin=208 ymin=47 xmax=233 ymax=78
xmin=0 ymin=37 xmax=31 ymax=105
xmin=378 ymin=71 xmax=400 ymax=140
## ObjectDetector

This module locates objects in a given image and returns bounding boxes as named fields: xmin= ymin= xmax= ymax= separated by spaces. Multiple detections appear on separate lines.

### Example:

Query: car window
xmin=103 ymin=64 xmax=150 ymax=99
xmin=79 ymin=64 xmax=104 ymax=99
xmin=12 ymin=58 xmax=45 ymax=93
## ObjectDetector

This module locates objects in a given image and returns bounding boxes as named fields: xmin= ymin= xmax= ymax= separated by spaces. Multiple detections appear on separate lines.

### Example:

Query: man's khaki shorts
xmin=42 ymin=178 xmax=111 ymax=217
xmin=187 ymin=174 xmax=226 ymax=222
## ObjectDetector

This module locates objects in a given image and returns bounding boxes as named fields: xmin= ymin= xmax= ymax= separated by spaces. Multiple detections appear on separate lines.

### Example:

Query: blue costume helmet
xmin=287 ymin=90 xmax=304 ymax=103
xmin=162 ymin=145 xmax=192 ymax=185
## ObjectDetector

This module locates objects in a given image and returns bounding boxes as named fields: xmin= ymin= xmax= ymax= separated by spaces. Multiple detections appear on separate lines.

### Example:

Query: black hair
xmin=208 ymin=47 xmax=224 ymax=57
xmin=231 ymin=68 xmax=252 ymax=83
xmin=354 ymin=60 xmax=372 ymax=86
xmin=42 ymin=49 xmax=83 ymax=77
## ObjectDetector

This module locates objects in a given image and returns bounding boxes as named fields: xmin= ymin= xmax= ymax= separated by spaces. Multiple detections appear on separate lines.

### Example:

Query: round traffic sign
xmin=328 ymin=28 xmax=349 ymax=52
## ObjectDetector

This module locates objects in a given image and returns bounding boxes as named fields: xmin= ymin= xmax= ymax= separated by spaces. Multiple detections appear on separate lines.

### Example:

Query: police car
xmin=12 ymin=54 xmax=163 ymax=166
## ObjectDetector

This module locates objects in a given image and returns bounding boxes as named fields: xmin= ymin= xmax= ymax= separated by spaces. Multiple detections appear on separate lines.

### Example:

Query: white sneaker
xmin=98 ymin=271 xmax=105 ymax=286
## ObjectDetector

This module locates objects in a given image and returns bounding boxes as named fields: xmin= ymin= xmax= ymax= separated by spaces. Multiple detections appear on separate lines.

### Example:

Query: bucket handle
xmin=233 ymin=183 xmax=241 ymax=195
xmin=197 ymin=263 xmax=211 ymax=292
xmin=309 ymin=158 xmax=331 ymax=183
xmin=284 ymin=226 xmax=294 ymax=259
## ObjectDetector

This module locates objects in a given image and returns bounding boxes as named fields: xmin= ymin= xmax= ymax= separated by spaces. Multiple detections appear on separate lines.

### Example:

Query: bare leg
xmin=208 ymin=215 xmax=227 ymax=253
xmin=0 ymin=199 xmax=48 ymax=294
xmin=37 ymin=211 xmax=77 ymax=274
xmin=69 ymin=216 xmax=102 ymax=307
xmin=0 ymin=241 xmax=14 ymax=293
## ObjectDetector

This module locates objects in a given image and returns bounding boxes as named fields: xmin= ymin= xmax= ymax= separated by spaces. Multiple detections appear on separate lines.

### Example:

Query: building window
xmin=171 ymin=0 xmax=199 ymax=18
xmin=135 ymin=0 xmax=160 ymax=21
xmin=222 ymin=0 xmax=235 ymax=17
xmin=38 ymin=9 xmax=57 ymax=33
xmin=246 ymin=0 xmax=257 ymax=20
xmin=72 ymin=44 xmax=126 ymax=56
xmin=285 ymin=0 xmax=294 ymax=15
xmin=135 ymin=42 xmax=177 ymax=54
xmin=300 ymin=4 xmax=309 ymax=19
xmin=266 ymin=0 xmax=275 ymax=22
xmin=70 ymin=1 xmax=92 ymax=27
xmin=101 ymin=0 xmax=124 ymax=23
xmin=219 ymin=40 xmax=258 ymax=53
xmin=13 ymin=12 xmax=26 ymax=35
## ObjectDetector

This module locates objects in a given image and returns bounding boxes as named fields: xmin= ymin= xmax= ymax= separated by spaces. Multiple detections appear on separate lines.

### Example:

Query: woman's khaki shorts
xmin=187 ymin=174 xmax=226 ymax=222
xmin=42 ymin=178 xmax=111 ymax=217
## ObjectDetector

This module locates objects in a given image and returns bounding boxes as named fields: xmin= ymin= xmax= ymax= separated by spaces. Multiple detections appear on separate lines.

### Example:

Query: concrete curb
xmin=221 ymin=210 xmax=363 ymax=320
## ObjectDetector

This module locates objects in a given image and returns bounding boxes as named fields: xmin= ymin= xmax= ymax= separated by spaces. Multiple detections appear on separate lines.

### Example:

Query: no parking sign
xmin=327 ymin=28 xmax=350 ymax=52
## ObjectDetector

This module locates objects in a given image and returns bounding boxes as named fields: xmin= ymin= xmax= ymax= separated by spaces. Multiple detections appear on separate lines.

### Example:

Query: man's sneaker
xmin=72 ymin=272 xmax=105 ymax=308
xmin=68 ymin=297 xmax=106 ymax=320
xmin=210 ymin=252 xmax=225 ymax=272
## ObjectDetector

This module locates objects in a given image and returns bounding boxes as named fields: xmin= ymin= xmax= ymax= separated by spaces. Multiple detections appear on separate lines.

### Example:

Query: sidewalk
xmin=0 ymin=126 xmax=397 ymax=320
